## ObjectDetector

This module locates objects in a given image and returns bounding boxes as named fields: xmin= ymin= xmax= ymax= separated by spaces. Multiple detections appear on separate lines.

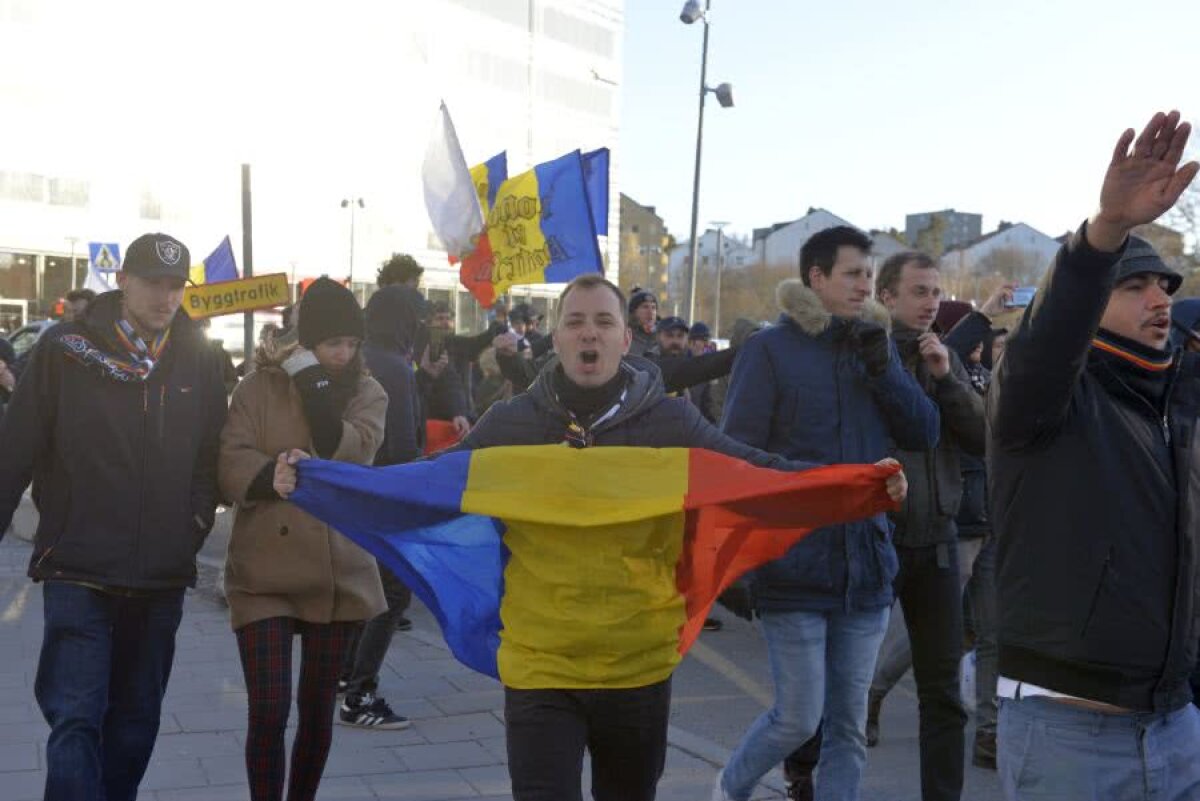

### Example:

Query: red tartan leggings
xmin=235 ymin=617 xmax=357 ymax=801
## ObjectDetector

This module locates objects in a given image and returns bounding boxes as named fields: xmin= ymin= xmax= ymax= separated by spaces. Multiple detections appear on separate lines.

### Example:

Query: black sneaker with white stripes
xmin=338 ymin=693 xmax=411 ymax=730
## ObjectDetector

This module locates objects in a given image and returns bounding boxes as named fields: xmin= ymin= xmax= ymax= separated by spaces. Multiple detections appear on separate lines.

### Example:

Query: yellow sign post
xmin=183 ymin=273 xmax=290 ymax=320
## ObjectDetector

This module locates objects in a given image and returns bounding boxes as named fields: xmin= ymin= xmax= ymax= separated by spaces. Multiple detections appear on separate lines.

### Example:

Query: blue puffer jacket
xmin=720 ymin=280 xmax=939 ymax=612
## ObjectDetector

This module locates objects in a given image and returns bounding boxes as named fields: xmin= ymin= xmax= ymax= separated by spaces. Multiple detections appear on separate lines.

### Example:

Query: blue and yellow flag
xmin=459 ymin=150 xmax=602 ymax=307
xmin=582 ymin=147 xmax=610 ymax=236
xmin=189 ymin=236 xmax=239 ymax=286
xmin=290 ymin=446 xmax=898 ymax=689
xmin=470 ymin=152 xmax=507 ymax=212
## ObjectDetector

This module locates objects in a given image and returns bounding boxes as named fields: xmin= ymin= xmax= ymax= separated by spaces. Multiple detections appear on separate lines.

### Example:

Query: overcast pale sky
xmin=620 ymin=0 xmax=1200 ymax=243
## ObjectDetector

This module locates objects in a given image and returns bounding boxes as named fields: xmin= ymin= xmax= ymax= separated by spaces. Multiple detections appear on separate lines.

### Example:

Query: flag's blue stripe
xmin=536 ymin=150 xmax=602 ymax=284
xmin=204 ymin=236 xmax=239 ymax=283
xmin=484 ymin=152 xmax=507 ymax=209
xmin=289 ymin=454 xmax=505 ymax=678
xmin=582 ymin=148 xmax=609 ymax=236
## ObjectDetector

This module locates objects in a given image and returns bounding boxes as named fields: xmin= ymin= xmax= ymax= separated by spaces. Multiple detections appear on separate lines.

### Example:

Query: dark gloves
xmin=246 ymin=461 xmax=281 ymax=502
xmin=283 ymin=351 xmax=343 ymax=459
xmin=716 ymin=579 xmax=756 ymax=622
xmin=849 ymin=320 xmax=892 ymax=378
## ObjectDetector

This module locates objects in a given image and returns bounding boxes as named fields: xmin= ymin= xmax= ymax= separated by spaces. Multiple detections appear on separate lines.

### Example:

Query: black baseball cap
xmin=122 ymin=233 xmax=191 ymax=281
xmin=656 ymin=316 xmax=689 ymax=334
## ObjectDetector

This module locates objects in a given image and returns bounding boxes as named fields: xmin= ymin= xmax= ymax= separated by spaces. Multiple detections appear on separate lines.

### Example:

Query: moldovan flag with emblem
xmin=459 ymin=150 xmax=603 ymax=307
xmin=290 ymin=446 xmax=898 ymax=689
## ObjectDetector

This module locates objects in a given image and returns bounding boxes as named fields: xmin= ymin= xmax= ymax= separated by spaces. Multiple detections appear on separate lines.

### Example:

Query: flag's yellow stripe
xmin=189 ymin=264 xmax=207 ymax=285
xmin=462 ymin=446 xmax=691 ymax=689
xmin=487 ymin=168 xmax=550 ymax=298
xmin=469 ymin=162 xmax=491 ymax=214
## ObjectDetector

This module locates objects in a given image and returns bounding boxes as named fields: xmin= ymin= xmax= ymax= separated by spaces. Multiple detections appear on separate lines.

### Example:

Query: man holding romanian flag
xmin=273 ymin=273 xmax=907 ymax=801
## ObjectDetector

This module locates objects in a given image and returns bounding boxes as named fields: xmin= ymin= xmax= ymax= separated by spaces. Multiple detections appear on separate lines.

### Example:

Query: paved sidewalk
xmin=0 ymin=534 xmax=782 ymax=800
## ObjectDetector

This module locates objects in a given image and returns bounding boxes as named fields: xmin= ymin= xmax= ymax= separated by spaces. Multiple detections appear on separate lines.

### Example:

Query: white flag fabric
xmin=421 ymin=102 xmax=484 ymax=259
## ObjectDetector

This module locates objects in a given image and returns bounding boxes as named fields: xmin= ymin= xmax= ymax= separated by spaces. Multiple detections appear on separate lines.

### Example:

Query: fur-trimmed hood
xmin=776 ymin=279 xmax=891 ymax=337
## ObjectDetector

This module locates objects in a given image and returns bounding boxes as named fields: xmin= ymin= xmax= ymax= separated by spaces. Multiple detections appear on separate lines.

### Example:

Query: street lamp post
xmin=340 ymin=197 xmax=364 ymax=295
xmin=710 ymin=221 xmax=729 ymax=338
xmin=680 ymin=0 xmax=734 ymax=325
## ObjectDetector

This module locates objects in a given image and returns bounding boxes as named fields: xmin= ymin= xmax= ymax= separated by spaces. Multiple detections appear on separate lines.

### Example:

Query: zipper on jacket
xmin=131 ymin=381 xmax=149 ymax=585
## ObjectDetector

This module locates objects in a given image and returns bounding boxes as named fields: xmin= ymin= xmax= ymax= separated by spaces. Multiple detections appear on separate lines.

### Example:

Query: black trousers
xmin=505 ymin=678 xmax=671 ymax=801
xmin=894 ymin=542 xmax=967 ymax=801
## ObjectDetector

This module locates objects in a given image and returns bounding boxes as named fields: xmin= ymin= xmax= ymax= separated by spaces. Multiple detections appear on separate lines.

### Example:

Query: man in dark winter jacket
xmin=444 ymin=273 xmax=907 ymax=801
xmin=990 ymin=110 xmax=1200 ymax=800
xmin=338 ymin=283 xmax=428 ymax=731
xmin=939 ymin=285 xmax=1013 ymax=769
xmin=0 ymin=337 xmax=15 ymax=424
xmin=627 ymin=287 xmax=659 ymax=357
xmin=656 ymin=317 xmax=719 ymax=423
xmin=718 ymin=226 xmax=938 ymax=801
xmin=864 ymin=251 xmax=985 ymax=801
xmin=0 ymin=232 xmax=227 ymax=801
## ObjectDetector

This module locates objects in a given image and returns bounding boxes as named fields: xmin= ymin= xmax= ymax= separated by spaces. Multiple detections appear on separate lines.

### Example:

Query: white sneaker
xmin=711 ymin=769 xmax=732 ymax=801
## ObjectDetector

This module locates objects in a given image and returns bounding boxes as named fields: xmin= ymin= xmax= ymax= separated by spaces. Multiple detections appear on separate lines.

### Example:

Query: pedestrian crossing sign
xmin=88 ymin=242 xmax=121 ymax=272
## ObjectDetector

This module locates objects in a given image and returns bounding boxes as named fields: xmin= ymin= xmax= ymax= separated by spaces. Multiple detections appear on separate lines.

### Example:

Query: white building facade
xmin=0 ymin=0 xmax=623 ymax=330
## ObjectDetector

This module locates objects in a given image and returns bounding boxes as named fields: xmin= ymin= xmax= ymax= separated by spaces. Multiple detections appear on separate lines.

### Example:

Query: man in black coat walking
xmin=990 ymin=110 xmax=1200 ymax=800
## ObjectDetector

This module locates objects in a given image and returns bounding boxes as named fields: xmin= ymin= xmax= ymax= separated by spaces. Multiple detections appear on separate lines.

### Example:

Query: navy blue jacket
xmin=720 ymin=280 xmax=939 ymax=612
xmin=364 ymin=286 xmax=426 ymax=466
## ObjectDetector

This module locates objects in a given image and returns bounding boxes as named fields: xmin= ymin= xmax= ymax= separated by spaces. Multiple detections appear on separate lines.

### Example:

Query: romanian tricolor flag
xmin=290 ymin=446 xmax=898 ymax=689
xmin=188 ymin=236 xmax=239 ymax=286
xmin=458 ymin=150 xmax=603 ymax=308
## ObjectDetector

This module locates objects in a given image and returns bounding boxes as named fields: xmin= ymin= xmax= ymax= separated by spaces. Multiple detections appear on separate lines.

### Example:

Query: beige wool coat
xmin=218 ymin=363 xmax=388 ymax=630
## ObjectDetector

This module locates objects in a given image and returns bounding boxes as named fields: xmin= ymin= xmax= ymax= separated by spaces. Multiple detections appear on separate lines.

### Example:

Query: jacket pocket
xmin=864 ymin=516 xmax=898 ymax=593
xmin=1080 ymin=547 xmax=1113 ymax=639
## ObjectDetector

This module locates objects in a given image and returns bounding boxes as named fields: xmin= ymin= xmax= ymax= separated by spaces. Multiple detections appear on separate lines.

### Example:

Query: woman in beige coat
xmin=218 ymin=277 xmax=387 ymax=801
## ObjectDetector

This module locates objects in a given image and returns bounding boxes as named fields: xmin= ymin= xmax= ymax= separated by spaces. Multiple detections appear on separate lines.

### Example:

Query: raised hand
xmin=1090 ymin=111 xmax=1199 ymax=251
xmin=919 ymin=333 xmax=951 ymax=379
xmin=979 ymin=284 xmax=1016 ymax=319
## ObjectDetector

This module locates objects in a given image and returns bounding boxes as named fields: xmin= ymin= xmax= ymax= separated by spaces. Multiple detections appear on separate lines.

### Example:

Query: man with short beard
xmin=990 ymin=110 xmax=1200 ymax=800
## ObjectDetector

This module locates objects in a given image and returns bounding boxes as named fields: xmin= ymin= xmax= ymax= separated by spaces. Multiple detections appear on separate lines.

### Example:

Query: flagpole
xmin=241 ymin=164 xmax=254 ymax=362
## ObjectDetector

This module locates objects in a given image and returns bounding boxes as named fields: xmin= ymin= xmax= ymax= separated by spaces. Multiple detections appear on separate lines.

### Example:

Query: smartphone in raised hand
xmin=1005 ymin=286 xmax=1037 ymax=308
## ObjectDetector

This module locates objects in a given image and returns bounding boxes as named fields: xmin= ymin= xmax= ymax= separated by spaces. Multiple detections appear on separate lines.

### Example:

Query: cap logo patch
xmin=156 ymin=241 xmax=182 ymax=265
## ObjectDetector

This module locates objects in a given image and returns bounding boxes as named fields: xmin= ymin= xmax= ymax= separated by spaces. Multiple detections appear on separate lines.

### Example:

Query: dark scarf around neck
xmin=552 ymin=365 xmax=628 ymax=427
xmin=1090 ymin=328 xmax=1174 ymax=410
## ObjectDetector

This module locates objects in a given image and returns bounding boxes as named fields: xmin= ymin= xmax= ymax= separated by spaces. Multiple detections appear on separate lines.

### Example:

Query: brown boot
xmin=865 ymin=690 xmax=884 ymax=747
xmin=973 ymin=730 xmax=997 ymax=770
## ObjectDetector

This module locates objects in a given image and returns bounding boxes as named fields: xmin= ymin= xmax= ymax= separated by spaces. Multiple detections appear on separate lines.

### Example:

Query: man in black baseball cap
xmin=118 ymin=232 xmax=192 ymax=337
xmin=0 ymin=229 xmax=227 ymax=800
xmin=654 ymin=316 xmax=690 ymax=358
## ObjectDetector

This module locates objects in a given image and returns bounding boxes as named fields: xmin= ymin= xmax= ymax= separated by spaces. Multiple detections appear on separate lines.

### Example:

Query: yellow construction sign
xmin=183 ymin=273 xmax=290 ymax=319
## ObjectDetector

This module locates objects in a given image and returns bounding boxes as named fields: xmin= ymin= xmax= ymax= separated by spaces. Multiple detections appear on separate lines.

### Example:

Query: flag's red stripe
xmin=675 ymin=451 xmax=899 ymax=654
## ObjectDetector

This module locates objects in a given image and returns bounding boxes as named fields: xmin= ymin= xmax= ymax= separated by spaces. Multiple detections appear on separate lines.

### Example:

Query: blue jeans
xmin=998 ymin=697 xmax=1200 ymax=800
xmin=35 ymin=581 xmax=185 ymax=801
xmin=722 ymin=607 xmax=890 ymax=801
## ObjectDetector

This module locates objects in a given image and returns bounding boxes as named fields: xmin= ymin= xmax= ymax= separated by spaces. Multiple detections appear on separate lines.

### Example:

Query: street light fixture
xmin=680 ymin=0 xmax=734 ymax=326
xmin=340 ymin=197 xmax=364 ymax=290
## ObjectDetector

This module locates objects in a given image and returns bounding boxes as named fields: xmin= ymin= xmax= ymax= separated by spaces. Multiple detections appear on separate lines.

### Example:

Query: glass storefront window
xmin=0 ymin=251 xmax=37 ymax=301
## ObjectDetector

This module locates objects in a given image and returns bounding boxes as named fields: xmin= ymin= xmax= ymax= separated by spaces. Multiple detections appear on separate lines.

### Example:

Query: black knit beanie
xmin=299 ymin=277 xmax=365 ymax=349
xmin=628 ymin=289 xmax=656 ymax=318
